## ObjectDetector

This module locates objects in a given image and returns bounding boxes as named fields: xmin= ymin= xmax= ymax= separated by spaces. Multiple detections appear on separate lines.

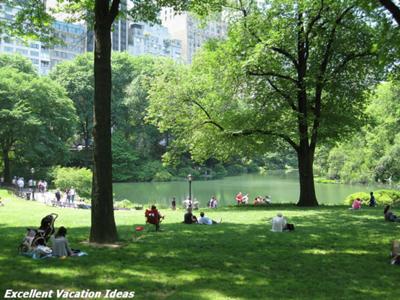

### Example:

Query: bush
xmin=136 ymin=161 xmax=163 ymax=181
xmin=344 ymin=190 xmax=400 ymax=205
xmin=226 ymin=164 xmax=247 ymax=176
xmin=153 ymin=170 xmax=173 ymax=182
xmin=114 ymin=199 xmax=134 ymax=209
xmin=52 ymin=167 xmax=92 ymax=199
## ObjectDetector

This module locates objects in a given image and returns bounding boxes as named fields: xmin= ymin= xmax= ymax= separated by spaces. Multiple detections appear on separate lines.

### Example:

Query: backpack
xmin=286 ymin=223 xmax=295 ymax=231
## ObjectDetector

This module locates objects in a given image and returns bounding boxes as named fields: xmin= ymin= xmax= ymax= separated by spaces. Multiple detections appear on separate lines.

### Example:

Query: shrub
xmin=114 ymin=199 xmax=134 ymax=209
xmin=344 ymin=190 xmax=400 ymax=205
xmin=52 ymin=167 xmax=92 ymax=199
xmin=226 ymin=164 xmax=247 ymax=176
xmin=153 ymin=170 xmax=173 ymax=182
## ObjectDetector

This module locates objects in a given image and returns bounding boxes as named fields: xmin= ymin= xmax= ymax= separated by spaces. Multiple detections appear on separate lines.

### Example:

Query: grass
xmin=0 ymin=189 xmax=399 ymax=300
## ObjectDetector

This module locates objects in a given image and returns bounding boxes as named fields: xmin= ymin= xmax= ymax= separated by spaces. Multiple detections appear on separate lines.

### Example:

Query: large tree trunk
xmin=297 ymin=143 xmax=318 ymax=207
xmin=90 ymin=22 xmax=118 ymax=243
xmin=2 ymin=148 xmax=11 ymax=184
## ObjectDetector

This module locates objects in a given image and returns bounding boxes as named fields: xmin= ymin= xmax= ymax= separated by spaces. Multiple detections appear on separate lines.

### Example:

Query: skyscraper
xmin=161 ymin=9 xmax=227 ymax=63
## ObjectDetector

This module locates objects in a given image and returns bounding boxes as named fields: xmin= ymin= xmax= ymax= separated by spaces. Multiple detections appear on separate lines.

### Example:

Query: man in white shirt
xmin=197 ymin=212 xmax=221 ymax=225
xmin=271 ymin=213 xmax=287 ymax=232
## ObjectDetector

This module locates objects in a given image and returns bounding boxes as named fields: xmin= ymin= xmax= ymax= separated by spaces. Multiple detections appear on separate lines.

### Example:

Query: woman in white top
xmin=271 ymin=213 xmax=287 ymax=232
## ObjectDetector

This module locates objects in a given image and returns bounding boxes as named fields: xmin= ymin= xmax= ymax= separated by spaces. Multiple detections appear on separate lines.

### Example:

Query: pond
xmin=113 ymin=171 xmax=383 ymax=208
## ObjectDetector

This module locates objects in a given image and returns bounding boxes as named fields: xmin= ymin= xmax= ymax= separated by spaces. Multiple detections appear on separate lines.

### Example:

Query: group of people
xmin=207 ymin=196 xmax=218 ymax=208
xmin=184 ymin=207 xmax=221 ymax=225
xmin=350 ymin=192 xmax=377 ymax=210
xmin=236 ymin=192 xmax=271 ymax=206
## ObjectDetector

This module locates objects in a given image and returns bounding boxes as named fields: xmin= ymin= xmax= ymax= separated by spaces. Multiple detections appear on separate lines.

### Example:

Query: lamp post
xmin=187 ymin=174 xmax=192 ymax=202
xmin=30 ymin=168 xmax=35 ymax=200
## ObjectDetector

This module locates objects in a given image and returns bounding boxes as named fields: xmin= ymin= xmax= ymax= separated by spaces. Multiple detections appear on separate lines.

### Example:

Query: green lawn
xmin=0 ymin=189 xmax=399 ymax=300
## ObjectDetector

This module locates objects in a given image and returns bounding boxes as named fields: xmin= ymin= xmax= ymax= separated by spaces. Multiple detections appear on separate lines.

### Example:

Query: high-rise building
xmin=86 ymin=0 xmax=128 ymax=52
xmin=161 ymin=9 xmax=227 ymax=63
xmin=127 ymin=22 xmax=182 ymax=61
xmin=0 ymin=3 xmax=86 ymax=75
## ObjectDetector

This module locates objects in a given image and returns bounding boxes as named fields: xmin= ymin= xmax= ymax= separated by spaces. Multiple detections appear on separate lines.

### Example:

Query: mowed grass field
xmin=0 ymin=189 xmax=399 ymax=300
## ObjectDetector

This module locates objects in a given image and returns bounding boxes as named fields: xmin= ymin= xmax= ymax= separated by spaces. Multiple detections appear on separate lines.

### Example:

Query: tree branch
xmin=304 ymin=0 xmax=324 ymax=61
xmin=270 ymin=47 xmax=299 ymax=70
xmin=379 ymin=0 xmax=400 ymax=25
xmin=248 ymin=70 xmax=299 ymax=85
xmin=108 ymin=0 xmax=121 ymax=24
xmin=266 ymin=78 xmax=297 ymax=111
xmin=330 ymin=51 xmax=375 ymax=77
xmin=229 ymin=129 xmax=299 ymax=150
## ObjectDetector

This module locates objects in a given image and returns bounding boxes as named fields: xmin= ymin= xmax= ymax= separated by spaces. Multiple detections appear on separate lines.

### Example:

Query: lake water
xmin=113 ymin=171 xmax=382 ymax=207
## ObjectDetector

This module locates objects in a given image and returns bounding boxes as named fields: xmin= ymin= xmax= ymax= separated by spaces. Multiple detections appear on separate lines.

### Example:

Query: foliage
xmin=52 ymin=166 xmax=92 ymax=199
xmin=0 ymin=55 xmax=77 ymax=183
xmin=153 ymin=170 xmax=173 ymax=182
xmin=315 ymin=81 xmax=400 ymax=185
xmin=148 ymin=0 xmax=390 ymax=206
xmin=112 ymin=131 xmax=139 ymax=182
xmin=345 ymin=190 xmax=400 ymax=205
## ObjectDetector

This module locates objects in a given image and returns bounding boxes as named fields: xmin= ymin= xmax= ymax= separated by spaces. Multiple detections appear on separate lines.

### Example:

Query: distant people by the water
xmin=0 ymin=196 xmax=4 ymax=207
xmin=384 ymin=205 xmax=400 ymax=222
xmin=145 ymin=205 xmax=164 ymax=231
xmin=171 ymin=197 xmax=176 ymax=210
xmin=235 ymin=192 xmax=243 ymax=205
xmin=198 ymin=212 xmax=221 ymax=225
xmin=369 ymin=192 xmax=376 ymax=207
xmin=254 ymin=195 xmax=271 ymax=206
xmin=184 ymin=207 xmax=198 ymax=224
xmin=55 ymin=189 xmax=61 ymax=202
xmin=350 ymin=198 xmax=362 ymax=210
xmin=183 ymin=198 xmax=199 ymax=210
xmin=208 ymin=196 xmax=218 ymax=208
xmin=242 ymin=194 xmax=249 ymax=204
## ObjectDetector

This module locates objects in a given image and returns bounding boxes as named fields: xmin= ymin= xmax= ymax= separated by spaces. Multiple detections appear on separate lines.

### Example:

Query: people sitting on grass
xmin=242 ymin=194 xmax=249 ymax=204
xmin=184 ymin=207 xmax=198 ymax=224
xmin=369 ymin=192 xmax=376 ymax=207
xmin=235 ymin=192 xmax=243 ymax=205
xmin=384 ymin=205 xmax=400 ymax=222
xmin=145 ymin=205 xmax=164 ymax=231
xmin=271 ymin=213 xmax=287 ymax=232
xmin=391 ymin=240 xmax=400 ymax=265
xmin=350 ymin=198 xmax=362 ymax=210
xmin=50 ymin=226 xmax=73 ymax=257
xmin=197 ymin=212 xmax=221 ymax=225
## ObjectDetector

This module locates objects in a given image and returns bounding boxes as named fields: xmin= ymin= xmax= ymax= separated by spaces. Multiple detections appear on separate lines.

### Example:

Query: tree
xmin=0 ymin=55 xmax=76 ymax=184
xmin=54 ymin=0 xmax=209 ymax=243
xmin=148 ymin=0 xmax=388 ymax=206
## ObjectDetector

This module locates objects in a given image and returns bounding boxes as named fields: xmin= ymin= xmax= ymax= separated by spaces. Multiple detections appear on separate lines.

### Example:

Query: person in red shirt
xmin=235 ymin=192 xmax=243 ymax=205
xmin=145 ymin=205 xmax=164 ymax=231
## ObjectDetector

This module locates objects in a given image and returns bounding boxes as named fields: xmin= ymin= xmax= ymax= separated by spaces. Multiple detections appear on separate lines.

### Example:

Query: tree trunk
xmin=2 ymin=148 xmax=11 ymax=184
xmin=297 ymin=143 xmax=318 ymax=207
xmin=90 ymin=23 xmax=118 ymax=243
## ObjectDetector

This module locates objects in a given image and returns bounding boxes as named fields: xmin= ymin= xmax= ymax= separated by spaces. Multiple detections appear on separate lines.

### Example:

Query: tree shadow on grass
xmin=0 ymin=209 xmax=399 ymax=300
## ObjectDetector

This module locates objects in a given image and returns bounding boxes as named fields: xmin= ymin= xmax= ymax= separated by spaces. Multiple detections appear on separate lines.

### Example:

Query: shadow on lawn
xmin=0 ymin=209 xmax=399 ymax=300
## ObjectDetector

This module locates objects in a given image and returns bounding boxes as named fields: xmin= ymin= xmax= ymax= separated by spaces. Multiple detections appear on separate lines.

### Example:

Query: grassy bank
xmin=0 ymin=189 xmax=399 ymax=300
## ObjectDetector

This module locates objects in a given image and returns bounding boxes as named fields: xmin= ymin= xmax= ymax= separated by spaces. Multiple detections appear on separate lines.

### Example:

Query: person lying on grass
xmin=145 ymin=205 xmax=164 ymax=231
xmin=50 ymin=226 xmax=74 ymax=257
xmin=183 ymin=207 xmax=198 ymax=224
xmin=384 ymin=205 xmax=400 ymax=222
xmin=197 ymin=212 xmax=221 ymax=225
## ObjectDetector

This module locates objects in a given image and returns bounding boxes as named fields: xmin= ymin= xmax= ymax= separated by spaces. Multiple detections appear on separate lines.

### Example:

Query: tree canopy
xmin=148 ymin=0 xmax=392 ymax=206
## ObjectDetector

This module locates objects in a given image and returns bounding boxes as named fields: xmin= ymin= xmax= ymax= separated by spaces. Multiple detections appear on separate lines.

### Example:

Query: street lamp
xmin=187 ymin=174 xmax=192 ymax=201
xmin=30 ymin=168 xmax=35 ymax=200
